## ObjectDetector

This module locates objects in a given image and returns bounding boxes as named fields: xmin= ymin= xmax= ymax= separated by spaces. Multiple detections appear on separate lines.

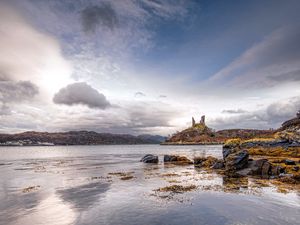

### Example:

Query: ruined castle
xmin=192 ymin=115 xmax=205 ymax=127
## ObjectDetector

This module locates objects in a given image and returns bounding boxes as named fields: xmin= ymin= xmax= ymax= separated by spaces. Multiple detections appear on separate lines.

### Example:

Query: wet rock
xmin=164 ymin=155 xmax=193 ymax=164
xmin=222 ymin=147 xmax=232 ymax=160
xmin=242 ymin=159 xmax=283 ymax=178
xmin=284 ymin=159 xmax=296 ymax=165
xmin=261 ymin=161 xmax=271 ymax=178
xmin=140 ymin=154 xmax=158 ymax=163
xmin=194 ymin=156 xmax=219 ymax=168
xmin=211 ymin=161 xmax=224 ymax=169
xmin=293 ymin=166 xmax=299 ymax=172
xmin=225 ymin=150 xmax=249 ymax=171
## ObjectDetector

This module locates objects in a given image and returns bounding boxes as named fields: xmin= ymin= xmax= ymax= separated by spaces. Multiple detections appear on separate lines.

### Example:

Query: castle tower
xmin=192 ymin=117 xmax=196 ymax=127
xmin=297 ymin=110 xmax=300 ymax=119
xmin=200 ymin=115 xmax=205 ymax=125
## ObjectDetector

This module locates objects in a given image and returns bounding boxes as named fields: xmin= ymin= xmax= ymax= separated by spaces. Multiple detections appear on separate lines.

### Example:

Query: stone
xmin=211 ymin=161 xmax=224 ymax=169
xmin=284 ymin=159 xmax=296 ymax=165
xmin=261 ymin=161 xmax=271 ymax=178
xmin=222 ymin=147 xmax=236 ymax=160
xmin=192 ymin=117 xmax=196 ymax=127
xmin=140 ymin=154 xmax=158 ymax=163
xmin=200 ymin=115 xmax=205 ymax=125
xmin=225 ymin=150 xmax=249 ymax=171
xmin=164 ymin=155 xmax=193 ymax=164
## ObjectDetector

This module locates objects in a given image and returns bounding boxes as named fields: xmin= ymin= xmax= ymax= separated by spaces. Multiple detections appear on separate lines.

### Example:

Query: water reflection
xmin=0 ymin=145 xmax=299 ymax=225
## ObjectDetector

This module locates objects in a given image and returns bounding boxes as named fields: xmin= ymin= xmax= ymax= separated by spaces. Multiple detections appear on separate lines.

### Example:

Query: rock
xmin=140 ymin=154 xmax=158 ymax=163
xmin=194 ymin=156 xmax=219 ymax=168
xmin=261 ymin=161 xmax=271 ymax=178
xmin=222 ymin=147 xmax=237 ymax=160
xmin=211 ymin=161 xmax=224 ymax=169
xmin=225 ymin=150 xmax=249 ymax=171
xmin=243 ymin=159 xmax=283 ymax=178
xmin=163 ymin=155 xmax=193 ymax=164
xmin=284 ymin=159 xmax=296 ymax=165
xmin=293 ymin=166 xmax=299 ymax=172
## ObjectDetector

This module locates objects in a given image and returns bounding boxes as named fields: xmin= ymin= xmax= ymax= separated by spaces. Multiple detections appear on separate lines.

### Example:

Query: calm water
xmin=0 ymin=145 xmax=299 ymax=225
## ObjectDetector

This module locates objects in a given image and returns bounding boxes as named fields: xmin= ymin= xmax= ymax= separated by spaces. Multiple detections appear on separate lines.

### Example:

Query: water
xmin=0 ymin=145 xmax=299 ymax=225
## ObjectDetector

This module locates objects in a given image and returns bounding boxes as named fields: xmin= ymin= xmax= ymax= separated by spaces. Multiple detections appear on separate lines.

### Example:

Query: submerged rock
xmin=163 ymin=155 xmax=193 ymax=164
xmin=140 ymin=154 xmax=158 ymax=163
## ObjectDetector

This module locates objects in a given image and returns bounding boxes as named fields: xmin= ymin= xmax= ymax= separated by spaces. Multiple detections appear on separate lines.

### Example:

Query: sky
xmin=0 ymin=0 xmax=300 ymax=135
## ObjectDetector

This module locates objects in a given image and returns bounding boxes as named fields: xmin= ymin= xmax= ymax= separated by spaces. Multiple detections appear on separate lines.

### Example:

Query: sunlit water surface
xmin=0 ymin=145 xmax=299 ymax=225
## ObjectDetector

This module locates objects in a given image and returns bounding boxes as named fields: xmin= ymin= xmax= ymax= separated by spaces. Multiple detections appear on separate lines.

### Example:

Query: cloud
xmin=134 ymin=91 xmax=146 ymax=97
xmin=0 ymin=3 xmax=72 ymax=96
xmin=81 ymin=3 xmax=118 ymax=33
xmin=210 ymin=25 xmax=300 ymax=89
xmin=53 ymin=82 xmax=110 ymax=109
xmin=159 ymin=95 xmax=167 ymax=98
xmin=222 ymin=109 xmax=247 ymax=114
xmin=0 ymin=80 xmax=38 ymax=103
xmin=210 ymin=96 xmax=300 ymax=130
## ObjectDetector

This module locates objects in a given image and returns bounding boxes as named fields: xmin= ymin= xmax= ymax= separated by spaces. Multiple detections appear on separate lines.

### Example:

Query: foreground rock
xmin=164 ymin=155 xmax=193 ymax=165
xmin=140 ymin=154 xmax=158 ymax=163
xmin=194 ymin=156 xmax=224 ymax=169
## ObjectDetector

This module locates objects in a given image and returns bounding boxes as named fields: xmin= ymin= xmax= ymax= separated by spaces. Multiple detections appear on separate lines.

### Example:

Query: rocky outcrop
xmin=224 ymin=150 xmax=249 ymax=172
xmin=140 ymin=154 xmax=158 ymax=163
xmin=237 ymin=159 xmax=284 ymax=178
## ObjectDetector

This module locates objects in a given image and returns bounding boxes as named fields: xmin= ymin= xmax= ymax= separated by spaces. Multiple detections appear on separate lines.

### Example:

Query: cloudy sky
xmin=0 ymin=0 xmax=300 ymax=135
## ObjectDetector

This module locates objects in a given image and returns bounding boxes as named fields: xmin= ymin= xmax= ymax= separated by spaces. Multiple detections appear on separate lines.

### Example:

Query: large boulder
xmin=140 ymin=154 xmax=158 ymax=163
xmin=225 ymin=150 xmax=249 ymax=171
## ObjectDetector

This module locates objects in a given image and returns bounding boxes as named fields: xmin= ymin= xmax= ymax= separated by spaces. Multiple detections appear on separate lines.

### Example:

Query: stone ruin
xmin=192 ymin=115 xmax=205 ymax=127
xmin=200 ymin=115 xmax=205 ymax=125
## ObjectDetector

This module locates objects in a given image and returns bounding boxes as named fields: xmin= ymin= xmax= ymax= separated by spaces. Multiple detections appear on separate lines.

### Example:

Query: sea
xmin=0 ymin=145 xmax=299 ymax=225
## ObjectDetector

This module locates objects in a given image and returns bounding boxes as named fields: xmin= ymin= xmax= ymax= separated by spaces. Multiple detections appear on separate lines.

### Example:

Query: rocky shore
xmin=144 ymin=112 xmax=300 ymax=191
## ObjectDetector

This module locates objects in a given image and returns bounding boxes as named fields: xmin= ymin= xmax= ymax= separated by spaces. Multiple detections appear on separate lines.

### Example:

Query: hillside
xmin=0 ymin=131 xmax=165 ymax=146
xmin=163 ymin=115 xmax=275 ymax=145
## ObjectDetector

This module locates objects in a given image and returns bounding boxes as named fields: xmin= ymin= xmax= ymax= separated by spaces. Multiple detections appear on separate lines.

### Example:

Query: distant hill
xmin=0 ymin=131 xmax=166 ymax=146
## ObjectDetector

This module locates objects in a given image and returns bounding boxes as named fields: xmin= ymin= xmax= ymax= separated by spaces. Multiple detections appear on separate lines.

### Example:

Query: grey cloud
xmin=210 ymin=96 xmax=300 ymax=130
xmin=222 ymin=109 xmax=247 ymax=114
xmin=159 ymin=95 xmax=167 ymax=98
xmin=134 ymin=91 xmax=146 ymax=97
xmin=53 ymin=82 xmax=110 ymax=109
xmin=210 ymin=25 xmax=300 ymax=89
xmin=81 ymin=3 xmax=118 ymax=33
xmin=0 ymin=80 xmax=39 ymax=103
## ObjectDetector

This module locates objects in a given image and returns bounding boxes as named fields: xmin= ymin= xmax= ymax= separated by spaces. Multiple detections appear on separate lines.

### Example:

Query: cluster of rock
xmin=222 ymin=145 xmax=285 ymax=178
xmin=140 ymin=154 xmax=193 ymax=164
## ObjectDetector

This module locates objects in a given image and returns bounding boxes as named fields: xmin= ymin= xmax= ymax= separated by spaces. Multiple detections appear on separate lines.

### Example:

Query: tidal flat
xmin=0 ymin=145 xmax=299 ymax=225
